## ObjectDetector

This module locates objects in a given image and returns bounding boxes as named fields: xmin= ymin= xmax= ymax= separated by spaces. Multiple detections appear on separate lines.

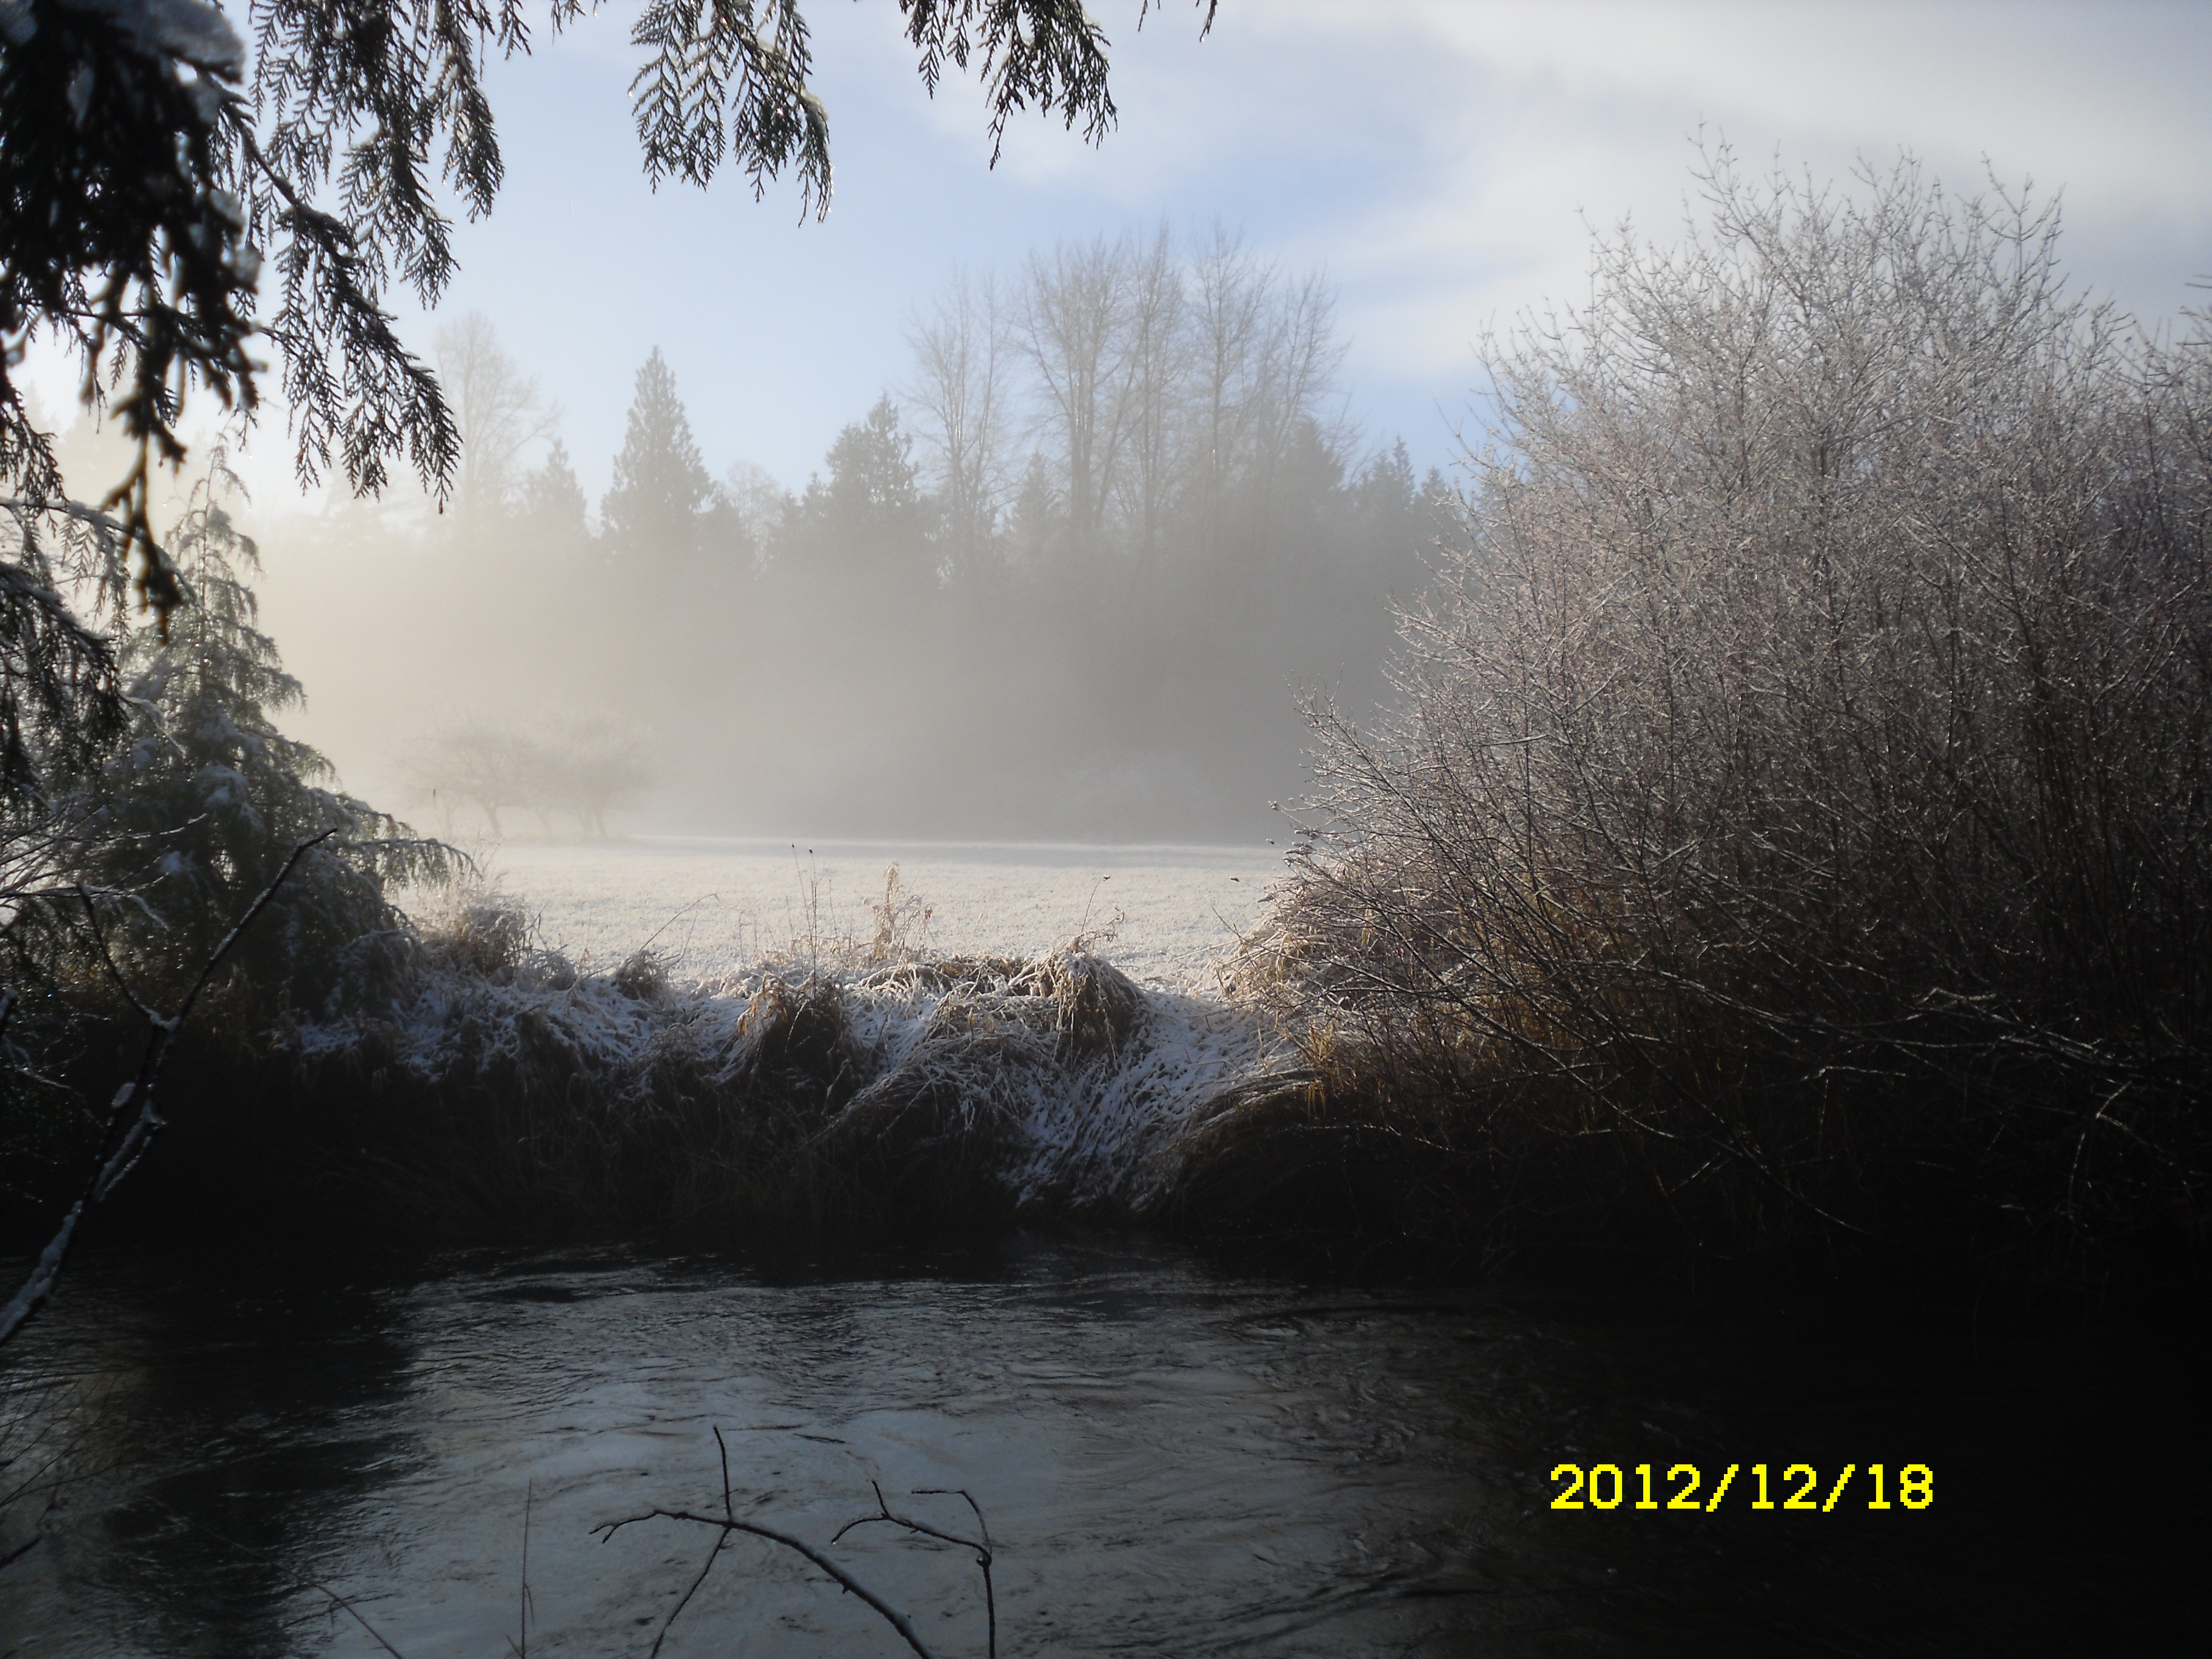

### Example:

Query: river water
xmin=1 ymin=1237 xmax=2200 ymax=1656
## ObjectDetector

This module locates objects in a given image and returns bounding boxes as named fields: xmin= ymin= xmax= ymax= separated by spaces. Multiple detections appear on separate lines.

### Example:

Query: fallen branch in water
xmin=594 ymin=1426 xmax=998 ymax=1659
xmin=836 ymin=1482 xmax=995 ymax=1659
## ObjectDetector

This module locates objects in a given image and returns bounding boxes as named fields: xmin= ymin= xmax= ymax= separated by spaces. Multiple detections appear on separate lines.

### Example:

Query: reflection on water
xmin=1 ymin=1237 xmax=2202 ymax=1655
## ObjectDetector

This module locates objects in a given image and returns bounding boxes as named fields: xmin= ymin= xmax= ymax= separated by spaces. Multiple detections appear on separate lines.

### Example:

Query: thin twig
xmin=833 ymin=1481 xmax=996 ymax=1659
xmin=642 ymin=1437 xmax=731 ymax=1659
xmin=504 ymin=1478 xmax=534 ymax=1659
xmin=74 ymin=886 xmax=167 ymax=1027
xmin=318 ymin=1585 xmax=409 ymax=1659
xmin=915 ymin=1488 xmax=996 ymax=1659
xmin=596 ymin=1506 xmax=944 ymax=1659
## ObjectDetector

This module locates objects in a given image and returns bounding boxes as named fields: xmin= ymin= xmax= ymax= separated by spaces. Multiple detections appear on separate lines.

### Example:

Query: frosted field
xmin=474 ymin=837 xmax=1291 ymax=990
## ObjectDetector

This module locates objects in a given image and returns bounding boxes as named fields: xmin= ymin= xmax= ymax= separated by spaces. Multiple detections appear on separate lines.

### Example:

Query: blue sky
xmin=35 ymin=0 xmax=2212 ymax=510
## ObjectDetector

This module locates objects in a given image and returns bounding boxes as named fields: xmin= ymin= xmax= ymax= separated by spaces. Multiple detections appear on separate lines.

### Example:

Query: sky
xmin=33 ymin=0 xmax=2212 ymax=518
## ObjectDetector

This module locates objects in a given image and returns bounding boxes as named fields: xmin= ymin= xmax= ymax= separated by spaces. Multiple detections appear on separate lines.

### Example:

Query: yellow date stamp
xmin=1550 ymin=1463 xmax=1932 ymax=1512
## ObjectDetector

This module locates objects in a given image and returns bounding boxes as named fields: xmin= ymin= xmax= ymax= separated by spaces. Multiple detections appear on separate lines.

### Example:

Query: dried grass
xmin=260 ymin=875 xmax=1270 ymax=1242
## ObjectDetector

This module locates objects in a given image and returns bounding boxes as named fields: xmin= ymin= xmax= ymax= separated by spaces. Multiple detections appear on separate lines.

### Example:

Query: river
xmin=1 ymin=1236 xmax=2200 ymax=1655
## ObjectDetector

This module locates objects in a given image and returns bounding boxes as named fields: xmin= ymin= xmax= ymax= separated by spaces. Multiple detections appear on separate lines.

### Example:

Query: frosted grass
xmin=339 ymin=839 xmax=1306 ymax=1215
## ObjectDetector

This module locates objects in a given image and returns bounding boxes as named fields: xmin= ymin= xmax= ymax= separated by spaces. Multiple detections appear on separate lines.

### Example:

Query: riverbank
xmin=14 ymin=934 xmax=2193 ymax=1316
xmin=6 ymin=834 xmax=2203 ymax=1309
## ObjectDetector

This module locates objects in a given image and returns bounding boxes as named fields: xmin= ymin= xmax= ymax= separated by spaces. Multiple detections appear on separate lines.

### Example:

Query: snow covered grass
xmin=282 ymin=840 xmax=1315 ymax=1236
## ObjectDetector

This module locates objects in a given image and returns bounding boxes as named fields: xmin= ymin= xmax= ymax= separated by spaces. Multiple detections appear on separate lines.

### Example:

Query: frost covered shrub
xmin=78 ymin=457 xmax=457 ymax=1015
xmin=1271 ymin=156 xmax=2212 ymax=1260
xmin=416 ymin=892 xmax=542 ymax=984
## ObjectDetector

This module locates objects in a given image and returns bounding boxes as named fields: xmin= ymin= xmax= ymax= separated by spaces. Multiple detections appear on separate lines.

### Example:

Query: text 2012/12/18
xmin=1550 ymin=1463 xmax=1932 ymax=1512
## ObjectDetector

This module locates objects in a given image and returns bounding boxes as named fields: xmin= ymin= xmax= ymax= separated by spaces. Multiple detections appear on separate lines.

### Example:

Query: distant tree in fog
xmin=905 ymin=272 xmax=1012 ymax=585
xmin=1018 ymin=236 xmax=1137 ymax=565
xmin=550 ymin=719 xmax=654 ymax=840
xmin=788 ymin=396 xmax=930 ymax=598
xmin=520 ymin=439 xmax=592 ymax=552
xmin=602 ymin=349 xmax=713 ymax=564
xmin=435 ymin=315 xmax=561 ymax=529
xmin=1118 ymin=226 xmax=1187 ymax=573
xmin=412 ymin=722 xmax=538 ymax=840
xmin=1185 ymin=229 xmax=1347 ymax=557
xmin=411 ymin=717 xmax=651 ymax=841
xmin=1004 ymin=451 xmax=1061 ymax=574
xmin=718 ymin=461 xmax=795 ymax=570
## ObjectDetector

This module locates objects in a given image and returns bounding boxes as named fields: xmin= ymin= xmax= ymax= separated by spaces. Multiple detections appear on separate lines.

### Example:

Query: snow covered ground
xmin=468 ymin=836 xmax=1292 ymax=990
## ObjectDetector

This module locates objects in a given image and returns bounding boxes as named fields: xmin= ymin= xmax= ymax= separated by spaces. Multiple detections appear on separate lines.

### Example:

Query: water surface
xmin=2 ymin=1238 xmax=2199 ymax=1655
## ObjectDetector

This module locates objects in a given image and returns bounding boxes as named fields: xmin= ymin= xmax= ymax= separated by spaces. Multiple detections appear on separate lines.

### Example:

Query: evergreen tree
xmin=521 ymin=438 xmax=592 ymax=554
xmin=826 ymin=397 xmax=922 ymax=523
xmin=601 ymin=349 xmax=712 ymax=563
xmin=85 ymin=457 xmax=452 ymax=1010
xmin=791 ymin=395 xmax=929 ymax=594
xmin=1005 ymin=451 xmax=1061 ymax=575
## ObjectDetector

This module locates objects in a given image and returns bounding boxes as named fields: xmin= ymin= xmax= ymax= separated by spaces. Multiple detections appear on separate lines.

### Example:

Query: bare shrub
xmin=866 ymin=863 xmax=935 ymax=966
xmin=1266 ymin=152 xmax=2212 ymax=1264
xmin=420 ymin=896 xmax=532 ymax=982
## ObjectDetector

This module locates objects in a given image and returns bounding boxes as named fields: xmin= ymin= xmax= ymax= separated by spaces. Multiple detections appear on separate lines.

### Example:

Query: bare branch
xmin=1 ymin=828 xmax=340 ymax=1346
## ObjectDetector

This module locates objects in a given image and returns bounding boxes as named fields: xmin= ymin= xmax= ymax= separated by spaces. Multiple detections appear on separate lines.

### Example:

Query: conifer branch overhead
xmin=898 ymin=0 xmax=1117 ymax=165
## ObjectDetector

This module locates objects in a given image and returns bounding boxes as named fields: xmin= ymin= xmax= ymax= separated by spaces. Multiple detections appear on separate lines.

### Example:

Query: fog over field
xmin=235 ymin=227 xmax=1433 ymax=846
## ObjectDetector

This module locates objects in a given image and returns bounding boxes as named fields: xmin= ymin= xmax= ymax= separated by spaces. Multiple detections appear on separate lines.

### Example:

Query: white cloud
xmin=1241 ymin=0 xmax=2212 ymax=385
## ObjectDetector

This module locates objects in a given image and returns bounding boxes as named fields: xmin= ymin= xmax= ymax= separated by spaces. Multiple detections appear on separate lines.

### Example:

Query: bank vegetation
xmin=5 ymin=156 xmax=2207 ymax=1302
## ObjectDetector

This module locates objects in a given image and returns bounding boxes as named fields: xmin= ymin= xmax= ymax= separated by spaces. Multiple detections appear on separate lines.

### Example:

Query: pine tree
xmin=601 ymin=349 xmax=711 ymax=563
xmin=521 ymin=438 xmax=592 ymax=554
xmin=792 ymin=395 xmax=930 ymax=595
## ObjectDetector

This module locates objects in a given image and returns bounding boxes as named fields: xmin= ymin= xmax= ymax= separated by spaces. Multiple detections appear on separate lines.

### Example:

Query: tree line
xmin=415 ymin=225 xmax=1437 ymax=839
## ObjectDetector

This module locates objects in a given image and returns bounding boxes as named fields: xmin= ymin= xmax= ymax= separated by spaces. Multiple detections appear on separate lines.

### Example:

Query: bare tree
xmin=551 ymin=717 xmax=653 ymax=840
xmin=1017 ymin=236 xmax=1136 ymax=566
xmin=1241 ymin=266 xmax=1345 ymax=523
xmin=407 ymin=716 xmax=650 ymax=841
xmin=1114 ymin=223 xmax=1188 ymax=586
xmin=906 ymin=270 xmax=1012 ymax=583
xmin=720 ymin=460 xmax=794 ymax=571
xmin=1187 ymin=226 xmax=1272 ymax=557
xmin=435 ymin=313 xmax=561 ymax=530
xmin=409 ymin=721 xmax=538 ymax=840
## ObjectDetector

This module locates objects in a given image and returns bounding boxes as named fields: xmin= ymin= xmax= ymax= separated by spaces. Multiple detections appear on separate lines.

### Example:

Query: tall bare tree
xmin=1185 ymin=227 xmax=1270 ymax=558
xmin=435 ymin=313 xmax=561 ymax=531
xmin=1018 ymin=236 xmax=1136 ymax=566
xmin=1115 ymin=223 xmax=1187 ymax=586
xmin=905 ymin=270 xmax=1011 ymax=583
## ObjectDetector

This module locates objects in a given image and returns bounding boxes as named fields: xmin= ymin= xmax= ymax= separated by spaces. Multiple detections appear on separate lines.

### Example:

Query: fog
xmin=238 ymin=226 xmax=1434 ymax=845
xmin=27 ymin=2 xmax=2208 ymax=853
